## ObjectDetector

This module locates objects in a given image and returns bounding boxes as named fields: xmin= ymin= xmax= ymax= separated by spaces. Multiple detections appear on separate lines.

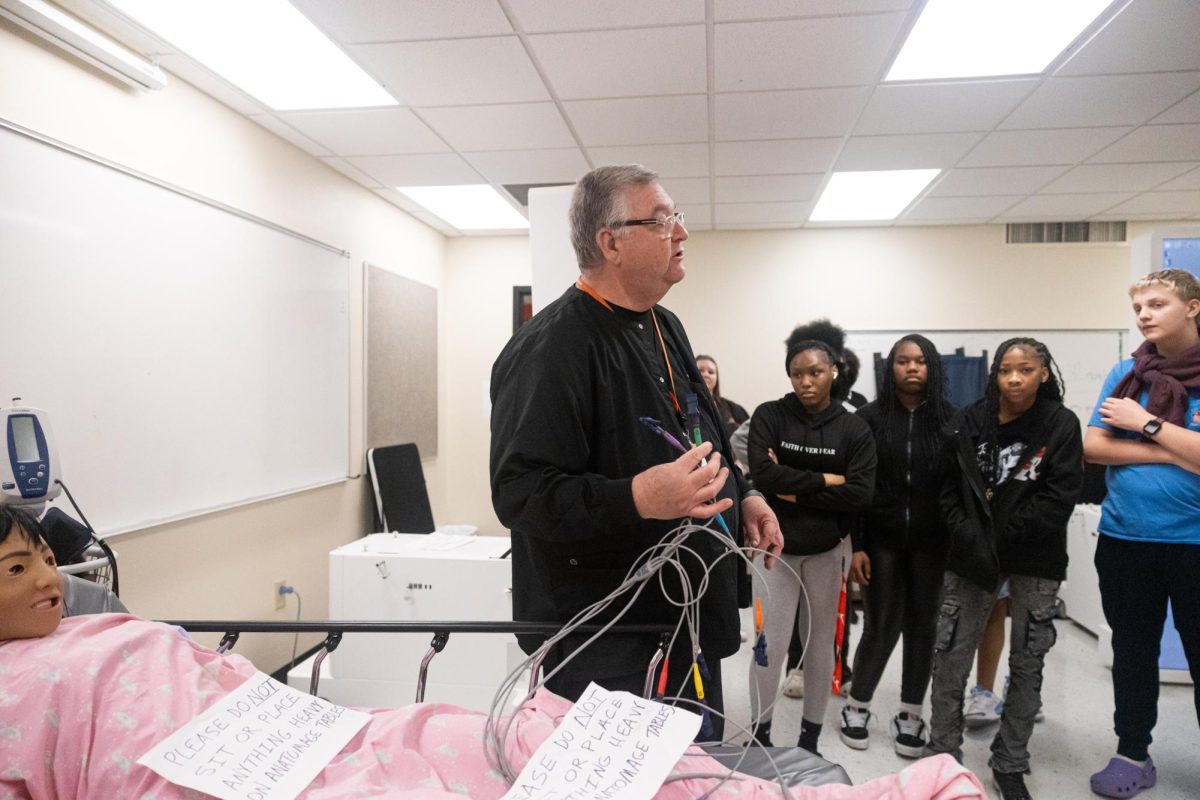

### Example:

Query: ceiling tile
xmin=902 ymin=195 xmax=1022 ymax=221
xmin=928 ymin=166 xmax=1069 ymax=197
xmin=715 ymin=202 xmax=811 ymax=224
xmin=529 ymin=26 xmax=706 ymax=99
xmin=1057 ymin=0 xmax=1200 ymax=76
xmin=715 ymin=139 xmax=841 ymax=175
xmin=290 ymin=0 xmax=512 ymax=42
xmin=249 ymin=114 xmax=332 ymax=157
xmin=351 ymin=38 xmax=548 ymax=106
xmin=564 ymin=95 xmax=708 ymax=146
xmin=713 ymin=1 xmax=914 ymax=22
xmin=1154 ymin=89 xmax=1200 ymax=124
xmin=1158 ymin=166 xmax=1200 ymax=191
xmin=716 ymin=174 xmax=824 ymax=203
xmin=1041 ymin=163 xmax=1197 ymax=194
xmin=960 ymin=127 xmax=1131 ymax=167
xmin=657 ymin=177 xmax=710 ymax=205
xmin=1001 ymin=73 xmax=1200 ymax=130
xmin=1089 ymin=124 xmax=1200 ymax=163
xmin=345 ymin=153 xmax=484 ymax=186
xmin=854 ymin=80 xmax=1035 ymax=135
xmin=998 ymin=193 xmax=1134 ymax=220
xmin=587 ymin=144 xmax=709 ymax=177
xmin=419 ymin=103 xmax=575 ymax=151
xmin=462 ymin=148 xmax=589 ymax=184
xmin=715 ymin=88 xmax=871 ymax=140
xmin=506 ymin=0 xmax=704 ymax=32
xmin=836 ymin=132 xmax=981 ymax=170
xmin=319 ymin=156 xmax=383 ymax=188
xmin=715 ymin=15 xmax=905 ymax=92
xmin=1106 ymin=191 xmax=1200 ymax=216
xmin=276 ymin=108 xmax=448 ymax=155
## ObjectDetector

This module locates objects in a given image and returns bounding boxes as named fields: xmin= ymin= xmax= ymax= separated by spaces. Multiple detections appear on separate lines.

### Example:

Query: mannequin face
xmin=0 ymin=528 xmax=63 ymax=642
xmin=789 ymin=349 xmax=836 ymax=412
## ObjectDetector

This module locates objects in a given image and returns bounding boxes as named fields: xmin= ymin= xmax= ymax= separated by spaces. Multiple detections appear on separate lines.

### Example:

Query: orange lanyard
xmin=576 ymin=278 xmax=683 ymax=417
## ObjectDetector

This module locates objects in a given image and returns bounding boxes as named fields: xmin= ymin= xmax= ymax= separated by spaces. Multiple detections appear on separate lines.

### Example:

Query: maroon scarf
xmin=1111 ymin=340 xmax=1200 ymax=427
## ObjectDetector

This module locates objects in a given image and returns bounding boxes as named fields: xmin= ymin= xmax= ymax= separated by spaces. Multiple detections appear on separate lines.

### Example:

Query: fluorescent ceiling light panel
xmin=103 ymin=0 xmax=397 ymax=110
xmin=398 ymin=185 xmax=529 ymax=231
xmin=810 ymin=169 xmax=940 ymax=222
xmin=0 ymin=0 xmax=166 ymax=89
xmin=886 ymin=0 xmax=1112 ymax=81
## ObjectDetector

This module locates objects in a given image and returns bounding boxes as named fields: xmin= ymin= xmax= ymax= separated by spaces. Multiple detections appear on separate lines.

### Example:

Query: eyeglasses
xmin=615 ymin=211 xmax=686 ymax=237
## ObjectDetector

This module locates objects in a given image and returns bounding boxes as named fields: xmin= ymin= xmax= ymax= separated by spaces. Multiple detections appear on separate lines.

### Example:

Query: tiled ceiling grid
xmin=66 ymin=0 xmax=1200 ymax=235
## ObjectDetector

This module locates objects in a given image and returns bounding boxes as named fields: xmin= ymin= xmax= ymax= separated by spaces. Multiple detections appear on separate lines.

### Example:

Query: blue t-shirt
xmin=1088 ymin=359 xmax=1200 ymax=544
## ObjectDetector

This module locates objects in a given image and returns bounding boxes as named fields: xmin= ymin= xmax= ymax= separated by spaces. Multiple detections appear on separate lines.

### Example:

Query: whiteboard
xmin=0 ymin=122 xmax=351 ymax=535
xmin=845 ymin=330 xmax=1126 ymax=426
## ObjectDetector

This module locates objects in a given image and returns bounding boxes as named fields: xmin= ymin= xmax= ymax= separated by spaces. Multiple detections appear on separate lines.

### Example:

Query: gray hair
xmin=569 ymin=164 xmax=659 ymax=269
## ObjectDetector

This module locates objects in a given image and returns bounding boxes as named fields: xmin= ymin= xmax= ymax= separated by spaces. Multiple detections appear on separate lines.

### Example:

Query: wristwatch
xmin=1142 ymin=417 xmax=1164 ymax=437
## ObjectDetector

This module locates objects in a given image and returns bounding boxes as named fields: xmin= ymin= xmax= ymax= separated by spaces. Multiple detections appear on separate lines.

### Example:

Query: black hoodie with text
xmin=748 ymin=393 xmax=877 ymax=555
xmin=940 ymin=396 xmax=1083 ymax=590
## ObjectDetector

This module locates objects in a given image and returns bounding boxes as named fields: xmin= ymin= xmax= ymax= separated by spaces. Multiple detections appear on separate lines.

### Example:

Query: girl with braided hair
xmin=925 ymin=338 xmax=1083 ymax=800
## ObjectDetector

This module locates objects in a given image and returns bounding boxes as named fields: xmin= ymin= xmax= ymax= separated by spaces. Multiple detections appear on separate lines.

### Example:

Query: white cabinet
xmin=1060 ymin=505 xmax=1106 ymax=635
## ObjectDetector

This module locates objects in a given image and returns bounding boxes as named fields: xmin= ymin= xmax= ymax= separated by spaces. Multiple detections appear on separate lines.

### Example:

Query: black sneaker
xmin=839 ymin=705 xmax=870 ymax=749
xmin=992 ymin=769 xmax=1033 ymax=800
xmin=891 ymin=711 xmax=927 ymax=758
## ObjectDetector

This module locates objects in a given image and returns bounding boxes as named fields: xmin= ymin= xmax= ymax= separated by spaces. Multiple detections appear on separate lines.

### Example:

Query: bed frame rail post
xmin=309 ymin=631 xmax=343 ymax=696
xmin=415 ymin=630 xmax=450 ymax=703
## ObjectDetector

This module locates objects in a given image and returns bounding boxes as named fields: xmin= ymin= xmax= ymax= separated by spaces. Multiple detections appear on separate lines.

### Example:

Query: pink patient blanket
xmin=0 ymin=615 xmax=982 ymax=799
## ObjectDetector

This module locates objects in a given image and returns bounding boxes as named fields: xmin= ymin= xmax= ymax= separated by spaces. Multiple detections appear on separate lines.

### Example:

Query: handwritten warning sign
xmin=501 ymin=682 xmax=700 ymax=800
xmin=137 ymin=672 xmax=369 ymax=800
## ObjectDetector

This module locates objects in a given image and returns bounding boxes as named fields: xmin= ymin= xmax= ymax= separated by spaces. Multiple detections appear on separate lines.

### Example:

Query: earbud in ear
xmin=832 ymin=370 xmax=839 ymax=378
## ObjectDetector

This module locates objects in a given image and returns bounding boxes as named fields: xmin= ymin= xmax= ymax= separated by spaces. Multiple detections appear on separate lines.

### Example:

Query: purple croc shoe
xmin=1090 ymin=756 xmax=1156 ymax=799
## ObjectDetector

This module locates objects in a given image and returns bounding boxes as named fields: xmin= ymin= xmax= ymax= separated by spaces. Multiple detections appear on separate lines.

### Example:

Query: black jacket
xmin=490 ymin=286 xmax=748 ymax=674
xmin=748 ymin=394 xmax=876 ymax=555
xmin=940 ymin=397 xmax=1083 ymax=590
xmin=858 ymin=397 xmax=956 ymax=552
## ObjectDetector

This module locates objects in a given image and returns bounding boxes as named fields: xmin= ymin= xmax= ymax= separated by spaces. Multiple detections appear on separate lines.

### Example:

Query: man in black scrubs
xmin=490 ymin=165 xmax=783 ymax=737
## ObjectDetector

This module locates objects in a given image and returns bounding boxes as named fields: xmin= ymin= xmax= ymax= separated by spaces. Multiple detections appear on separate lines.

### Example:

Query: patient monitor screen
xmin=11 ymin=416 xmax=40 ymax=463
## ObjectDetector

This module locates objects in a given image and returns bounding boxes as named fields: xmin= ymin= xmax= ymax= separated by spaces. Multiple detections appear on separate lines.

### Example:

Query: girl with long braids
xmin=926 ymin=338 xmax=1083 ymax=800
xmin=838 ymin=335 xmax=956 ymax=756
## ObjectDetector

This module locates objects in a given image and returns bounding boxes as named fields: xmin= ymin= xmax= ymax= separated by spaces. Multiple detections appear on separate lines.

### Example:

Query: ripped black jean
xmin=927 ymin=571 xmax=1060 ymax=774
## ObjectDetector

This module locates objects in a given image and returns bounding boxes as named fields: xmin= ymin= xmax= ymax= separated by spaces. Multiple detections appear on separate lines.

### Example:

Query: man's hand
xmin=742 ymin=493 xmax=783 ymax=569
xmin=631 ymin=441 xmax=733 ymax=521
xmin=849 ymin=551 xmax=870 ymax=586
xmin=1098 ymin=397 xmax=1155 ymax=434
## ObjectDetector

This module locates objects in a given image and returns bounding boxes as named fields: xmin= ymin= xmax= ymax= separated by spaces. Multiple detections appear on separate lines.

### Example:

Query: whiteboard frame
xmin=1 ymin=117 xmax=356 ymax=538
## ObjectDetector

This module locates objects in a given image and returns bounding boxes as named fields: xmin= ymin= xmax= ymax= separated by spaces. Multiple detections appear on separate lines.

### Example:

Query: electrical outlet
xmin=273 ymin=579 xmax=287 ymax=610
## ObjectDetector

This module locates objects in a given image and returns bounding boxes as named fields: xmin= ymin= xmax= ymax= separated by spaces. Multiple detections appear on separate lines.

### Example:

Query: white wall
xmin=0 ymin=20 xmax=446 ymax=667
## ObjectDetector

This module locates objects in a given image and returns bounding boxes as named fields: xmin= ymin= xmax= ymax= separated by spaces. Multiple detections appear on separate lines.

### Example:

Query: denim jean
xmin=927 ymin=571 xmax=1060 ymax=774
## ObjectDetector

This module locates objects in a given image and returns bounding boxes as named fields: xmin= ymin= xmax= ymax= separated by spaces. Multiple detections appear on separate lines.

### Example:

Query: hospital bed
xmin=164 ymin=618 xmax=852 ymax=790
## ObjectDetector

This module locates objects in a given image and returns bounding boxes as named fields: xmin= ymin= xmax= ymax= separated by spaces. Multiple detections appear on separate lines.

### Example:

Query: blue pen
xmin=638 ymin=416 xmax=732 ymax=537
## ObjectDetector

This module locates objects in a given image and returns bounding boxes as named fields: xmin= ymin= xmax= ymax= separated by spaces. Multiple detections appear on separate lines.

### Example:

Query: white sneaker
xmin=782 ymin=668 xmax=805 ymax=698
xmin=964 ymin=685 xmax=1001 ymax=728
xmin=891 ymin=712 xmax=927 ymax=758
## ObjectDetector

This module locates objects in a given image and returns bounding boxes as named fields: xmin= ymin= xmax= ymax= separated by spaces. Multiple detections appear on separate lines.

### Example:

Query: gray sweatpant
xmin=927 ymin=571 xmax=1060 ymax=774
xmin=749 ymin=538 xmax=851 ymax=728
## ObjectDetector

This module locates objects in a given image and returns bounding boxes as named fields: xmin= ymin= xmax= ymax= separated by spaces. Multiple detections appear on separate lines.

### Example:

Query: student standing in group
xmin=1083 ymin=268 xmax=1200 ymax=800
xmin=697 ymin=353 xmax=750 ymax=441
xmin=926 ymin=338 xmax=1083 ymax=800
xmin=746 ymin=339 xmax=876 ymax=755
xmin=839 ymin=335 xmax=955 ymax=757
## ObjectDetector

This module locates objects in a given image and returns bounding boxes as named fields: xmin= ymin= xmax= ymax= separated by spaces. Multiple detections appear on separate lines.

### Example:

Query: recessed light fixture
xmin=103 ymin=0 xmax=397 ymax=110
xmin=810 ymin=170 xmax=941 ymax=222
xmin=398 ymin=185 xmax=529 ymax=231
xmin=886 ymin=0 xmax=1113 ymax=81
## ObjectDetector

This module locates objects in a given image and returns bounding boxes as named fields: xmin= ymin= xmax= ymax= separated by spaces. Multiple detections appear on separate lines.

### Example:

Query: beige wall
xmin=0 ymin=21 xmax=445 ymax=665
